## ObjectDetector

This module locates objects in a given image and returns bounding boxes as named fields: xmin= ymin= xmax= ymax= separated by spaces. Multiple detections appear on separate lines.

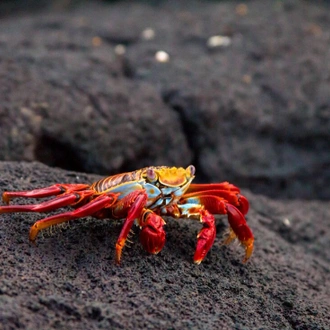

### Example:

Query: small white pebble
xmin=207 ymin=35 xmax=231 ymax=48
xmin=283 ymin=218 xmax=291 ymax=227
xmin=114 ymin=44 xmax=126 ymax=55
xmin=155 ymin=50 xmax=170 ymax=62
xmin=141 ymin=28 xmax=155 ymax=40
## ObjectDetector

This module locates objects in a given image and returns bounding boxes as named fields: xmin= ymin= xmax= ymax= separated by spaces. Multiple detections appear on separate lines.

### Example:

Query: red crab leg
xmin=164 ymin=203 xmax=216 ymax=264
xmin=194 ymin=209 xmax=216 ymax=264
xmin=187 ymin=183 xmax=240 ymax=193
xmin=225 ymin=204 xmax=253 ymax=262
xmin=179 ymin=195 xmax=254 ymax=263
xmin=0 ymin=190 xmax=95 ymax=214
xmin=28 ymin=194 xmax=117 ymax=242
xmin=183 ymin=190 xmax=249 ymax=215
xmin=2 ymin=184 xmax=90 ymax=204
xmin=112 ymin=190 xmax=149 ymax=264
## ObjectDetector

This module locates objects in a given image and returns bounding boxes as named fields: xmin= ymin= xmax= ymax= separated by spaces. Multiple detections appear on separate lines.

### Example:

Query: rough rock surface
xmin=0 ymin=161 xmax=329 ymax=329
xmin=0 ymin=0 xmax=330 ymax=199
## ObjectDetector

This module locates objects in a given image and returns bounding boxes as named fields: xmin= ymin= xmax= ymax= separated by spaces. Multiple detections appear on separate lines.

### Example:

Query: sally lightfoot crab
xmin=0 ymin=165 xmax=254 ymax=264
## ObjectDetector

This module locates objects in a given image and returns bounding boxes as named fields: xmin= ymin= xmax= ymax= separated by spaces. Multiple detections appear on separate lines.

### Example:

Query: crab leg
xmin=163 ymin=201 xmax=216 ymax=264
xmin=28 ymin=194 xmax=117 ymax=242
xmin=0 ymin=190 xmax=95 ymax=214
xmin=183 ymin=190 xmax=249 ymax=215
xmin=112 ymin=190 xmax=149 ymax=264
xmin=2 ymin=184 xmax=90 ymax=204
xmin=187 ymin=183 xmax=240 ymax=193
xmin=183 ymin=190 xmax=250 ymax=215
xmin=179 ymin=195 xmax=254 ymax=263
xmin=194 ymin=209 xmax=216 ymax=264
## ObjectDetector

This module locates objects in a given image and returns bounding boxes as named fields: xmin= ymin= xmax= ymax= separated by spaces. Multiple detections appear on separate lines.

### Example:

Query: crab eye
xmin=146 ymin=168 xmax=157 ymax=182
xmin=187 ymin=165 xmax=195 ymax=176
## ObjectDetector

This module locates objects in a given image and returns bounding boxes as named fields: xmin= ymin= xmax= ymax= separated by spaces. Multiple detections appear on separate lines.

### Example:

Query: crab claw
xmin=226 ymin=204 xmax=254 ymax=263
xmin=139 ymin=211 xmax=166 ymax=255
xmin=194 ymin=210 xmax=216 ymax=264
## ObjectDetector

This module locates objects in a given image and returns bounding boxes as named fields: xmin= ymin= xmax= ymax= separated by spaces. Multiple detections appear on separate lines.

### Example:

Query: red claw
xmin=139 ymin=212 xmax=166 ymax=255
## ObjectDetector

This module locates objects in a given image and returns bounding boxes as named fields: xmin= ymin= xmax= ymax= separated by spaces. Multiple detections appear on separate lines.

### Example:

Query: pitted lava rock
xmin=0 ymin=162 xmax=329 ymax=329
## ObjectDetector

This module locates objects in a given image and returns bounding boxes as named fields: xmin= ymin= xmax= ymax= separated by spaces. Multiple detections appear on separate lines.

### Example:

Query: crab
xmin=0 ymin=165 xmax=254 ymax=264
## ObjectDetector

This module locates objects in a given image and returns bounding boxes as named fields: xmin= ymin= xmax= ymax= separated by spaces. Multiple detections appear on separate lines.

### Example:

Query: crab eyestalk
xmin=139 ymin=211 xmax=166 ymax=255
xmin=146 ymin=168 xmax=157 ymax=183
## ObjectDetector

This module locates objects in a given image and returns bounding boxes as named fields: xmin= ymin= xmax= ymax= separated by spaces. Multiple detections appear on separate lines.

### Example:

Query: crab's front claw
xmin=139 ymin=211 xmax=166 ymax=255
xmin=226 ymin=204 xmax=254 ymax=263
xmin=194 ymin=210 xmax=216 ymax=264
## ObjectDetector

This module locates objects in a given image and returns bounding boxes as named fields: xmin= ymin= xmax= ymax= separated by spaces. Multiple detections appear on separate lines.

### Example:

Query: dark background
xmin=1 ymin=0 xmax=330 ymax=200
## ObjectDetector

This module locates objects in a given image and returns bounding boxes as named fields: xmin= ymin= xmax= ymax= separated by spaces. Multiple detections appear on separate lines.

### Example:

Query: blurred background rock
xmin=0 ymin=0 xmax=329 ymax=200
